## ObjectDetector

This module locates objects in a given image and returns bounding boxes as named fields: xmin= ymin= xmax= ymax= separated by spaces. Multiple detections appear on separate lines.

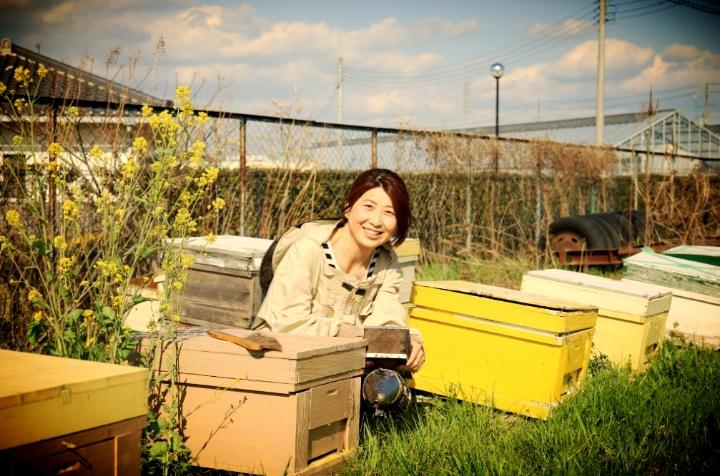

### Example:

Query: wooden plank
xmin=521 ymin=269 xmax=671 ymax=316
xmin=394 ymin=238 xmax=421 ymax=257
xmin=294 ymin=389 xmax=311 ymax=473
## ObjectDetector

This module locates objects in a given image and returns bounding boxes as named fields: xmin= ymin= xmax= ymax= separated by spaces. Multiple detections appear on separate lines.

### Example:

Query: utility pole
xmin=337 ymin=57 xmax=344 ymax=160
xmin=595 ymin=0 xmax=605 ymax=146
xmin=703 ymin=82 xmax=709 ymax=126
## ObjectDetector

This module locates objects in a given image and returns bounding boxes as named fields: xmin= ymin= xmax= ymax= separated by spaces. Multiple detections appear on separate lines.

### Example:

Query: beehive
xmin=408 ymin=281 xmax=597 ymax=419
xmin=522 ymin=269 xmax=672 ymax=370
xmin=167 ymin=235 xmax=274 ymax=329
xmin=0 ymin=350 xmax=148 ymax=474
xmin=150 ymin=329 xmax=366 ymax=475
xmin=622 ymin=278 xmax=720 ymax=349
xmin=394 ymin=238 xmax=421 ymax=303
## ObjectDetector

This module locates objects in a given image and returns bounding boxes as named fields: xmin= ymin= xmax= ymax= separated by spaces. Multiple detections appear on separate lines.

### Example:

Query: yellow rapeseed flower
xmin=13 ymin=98 xmax=26 ymax=113
xmin=5 ymin=210 xmax=21 ymax=227
xmin=12 ymin=135 xmax=22 ymax=145
xmin=33 ymin=311 xmax=43 ymax=322
xmin=57 ymin=257 xmax=73 ymax=274
xmin=13 ymin=66 xmax=32 ymax=85
xmin=211 ymin=197 xmax=225 ymax=212
xmin=206 ymin=232 xmax=217 ymax=243
xmin=196 ymin=111 xmax=209 ymax=125
xmin=82 ymin=309 xmax=94 ymax=319
xmin=28 ymin=289 xmax=42 ymax=302
xmin=48 ymin=142 xmax=64 ymax=157
xmin=0 ymin=235 xmax=10 ymax=253
xmin=62 ymin=200 xmax=79 ymax=219
xmin=80 ymin=280 xmax=90 ymax=287
xmin=0 ymin=81 xmax=6 ymax=95
xmin=132 ymin=136 xmax=149 ymax=155
xmin=53 ymin=235 xmax=67 ymax=250
xmin=66 ymin=106 xmax=79 ymax=117
xmin=121 ymin=158 xmax=139 ymax=179
xmin=37 ymin=64 xmax=48 ymax=78
xmin=46 ymin=160 xmax=62 ymax=174
xmin=112 ymin=295 xmax=124 ymax=308
xmin=90 ymin=145 xmax=102 ymax=160
xmin=141 ymin=105 xmax=153 ymax=117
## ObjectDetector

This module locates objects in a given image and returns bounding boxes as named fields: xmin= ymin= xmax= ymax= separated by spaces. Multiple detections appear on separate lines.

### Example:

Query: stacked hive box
xmin=168 ymin=235 xmax=274 ymax=329
xmin=151 ymin=329 xmax=366 ymax=475
xmin=0 ymin=350 xmax=148 ymax=474
xmin=521 ymin=269 xmax=672 ymax=370
xmin=408 ymin=281 xmax=597 ymax=419
xmin=394 ymin=238 xmax=421 ymax=303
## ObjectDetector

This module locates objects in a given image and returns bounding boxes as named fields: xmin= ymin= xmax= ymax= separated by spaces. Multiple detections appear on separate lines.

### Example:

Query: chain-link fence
xmin=2 ymin=99 xmax=720 ymax=260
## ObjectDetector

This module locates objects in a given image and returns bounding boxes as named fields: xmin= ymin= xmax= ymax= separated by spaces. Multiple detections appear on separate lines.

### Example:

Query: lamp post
xmin=490 ymin=63 xmax=504 ymax=137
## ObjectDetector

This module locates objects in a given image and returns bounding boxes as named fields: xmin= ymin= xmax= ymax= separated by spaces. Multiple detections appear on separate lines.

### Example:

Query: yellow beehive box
xmin=521 ymin=269 xmax=671 ymax=370
xmin=409 ymin=281 xmax=597 ymax=419
xmin=0 ymin=350 xmax=148 ymax=474
xmin=150 ymin=329 xmax=366 ymax=475
xmin=394 ymin=238 xmax=421 ymax=303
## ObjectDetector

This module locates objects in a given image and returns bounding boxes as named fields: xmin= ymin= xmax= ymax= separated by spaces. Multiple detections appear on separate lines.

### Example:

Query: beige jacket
xmin=254 ymin=221 xmax=415 ymax=339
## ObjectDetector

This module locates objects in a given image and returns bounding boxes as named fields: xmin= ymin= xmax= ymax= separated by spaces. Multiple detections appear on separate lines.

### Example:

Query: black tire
xmin=589 ymin=212 xmax=626 ymax=248
xmin=548 ymin=216 xmax=612 ymax=250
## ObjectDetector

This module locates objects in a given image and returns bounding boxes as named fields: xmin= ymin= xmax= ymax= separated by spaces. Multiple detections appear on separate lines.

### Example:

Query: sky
xmin=1 ymin=0 xmax=719 ymax=130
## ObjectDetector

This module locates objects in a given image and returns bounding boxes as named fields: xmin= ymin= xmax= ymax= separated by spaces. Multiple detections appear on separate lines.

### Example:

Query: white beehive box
xmin=167 ymin=235 xmax=274 ymax=329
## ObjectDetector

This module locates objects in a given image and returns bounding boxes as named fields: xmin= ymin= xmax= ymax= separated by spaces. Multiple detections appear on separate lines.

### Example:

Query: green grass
xmin=344 ymin=340 xmax=720 ymax=475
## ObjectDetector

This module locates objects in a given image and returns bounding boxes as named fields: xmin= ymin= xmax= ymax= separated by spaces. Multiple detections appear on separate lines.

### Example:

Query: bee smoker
xmin=361 ymin=326 xmax=414 ymax=417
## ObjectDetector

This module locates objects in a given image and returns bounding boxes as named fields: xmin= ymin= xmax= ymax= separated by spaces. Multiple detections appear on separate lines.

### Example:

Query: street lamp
xmin=490 ymin=63 xmax=504 ymax=137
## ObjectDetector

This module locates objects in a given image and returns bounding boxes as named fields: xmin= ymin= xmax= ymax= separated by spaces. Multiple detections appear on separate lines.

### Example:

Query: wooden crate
xmin=168 ymin=235 xmax=274 ymax=329
xmin=521 ymin=269 xmax=672 ymax=370
xmin=0 ymin=350 xmax=148 ymax=474
xmin=152 ymin=329 xmax=366 ymax=475
xmin=394 ymin=238 xmax=421 ymax=303
xmin=408 ymin=281 xmax=597 ymax=419
xmin=622 ymin=278 xmax=720 ymax=349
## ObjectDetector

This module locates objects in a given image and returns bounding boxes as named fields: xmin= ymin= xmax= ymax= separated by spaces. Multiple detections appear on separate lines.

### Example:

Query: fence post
xmin=239 ymin=118 xmax=247 ymax=236
xmin=535 ymin=148 xmax=543 ymax=249
xmin=371 ymin=130 xmax=377 ymax=168
xmin=465 ymin=137 xmax=473 ymax=251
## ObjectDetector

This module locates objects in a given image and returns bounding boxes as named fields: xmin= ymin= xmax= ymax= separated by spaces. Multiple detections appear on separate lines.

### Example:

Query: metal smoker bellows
xmin=360 ymin=326 xmax=413 ymax=417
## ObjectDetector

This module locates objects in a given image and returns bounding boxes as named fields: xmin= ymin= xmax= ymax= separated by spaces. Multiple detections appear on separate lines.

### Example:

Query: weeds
xmin=346 ymin=339 xmax=720 ymax=475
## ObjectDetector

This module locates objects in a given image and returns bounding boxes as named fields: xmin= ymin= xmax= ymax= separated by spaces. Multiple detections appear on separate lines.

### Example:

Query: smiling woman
xmin=253 ymin=168 xmax=425 ymax=372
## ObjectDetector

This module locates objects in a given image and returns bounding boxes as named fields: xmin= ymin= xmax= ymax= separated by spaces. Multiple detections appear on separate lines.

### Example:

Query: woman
xmin=254 ymin=168 xmax=425 ymax=372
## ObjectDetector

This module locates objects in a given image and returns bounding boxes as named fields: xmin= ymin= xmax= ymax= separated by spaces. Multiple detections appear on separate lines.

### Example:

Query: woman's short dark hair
xmin=343 ymin=168 xmax=412 ymax=246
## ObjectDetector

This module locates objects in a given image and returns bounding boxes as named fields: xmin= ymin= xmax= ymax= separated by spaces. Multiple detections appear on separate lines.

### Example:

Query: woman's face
xmin=344 ymin=186 xmax=398 ymax=250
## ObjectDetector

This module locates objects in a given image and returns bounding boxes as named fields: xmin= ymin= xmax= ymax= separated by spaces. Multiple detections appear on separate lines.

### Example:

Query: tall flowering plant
xmin=1 ymin=71 xmax=223 ymax=471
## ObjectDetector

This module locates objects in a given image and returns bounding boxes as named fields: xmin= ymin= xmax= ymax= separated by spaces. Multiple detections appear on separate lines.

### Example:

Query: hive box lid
xmin=412 ymin=280 xmax=597 ymax=334
xmin=0 ymin=350 xmax=148 ymax=450
xmin=394 ymin=238 xmax=421 ymax=257
xmin=624 ymin=248 xmax=720 ymax=298
xmin=522 ymin=269 xmax=671 ymax=316
xmin=154 ymin=329 xmax=367 ymax=393
xmin=167 ymin=235 xmax=274 ymax=272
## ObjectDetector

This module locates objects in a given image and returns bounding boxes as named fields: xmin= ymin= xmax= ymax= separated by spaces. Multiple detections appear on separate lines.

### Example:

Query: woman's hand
xmin=404 ymin=337 xmax=425 ymax=373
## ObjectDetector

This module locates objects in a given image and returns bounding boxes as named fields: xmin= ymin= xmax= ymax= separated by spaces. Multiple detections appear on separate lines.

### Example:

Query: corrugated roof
xmin=0 ymin=38 xmax=170 ymax=107
xmin=462 ymin=110 xmax=677 ymax=147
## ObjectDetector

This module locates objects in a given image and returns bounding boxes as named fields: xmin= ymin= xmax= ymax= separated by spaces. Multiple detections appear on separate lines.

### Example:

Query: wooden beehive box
xmin=0 ymin=350 xmax=148 ymax=474
xmin=409 ymin=281 xmax=598 ymax=419
xmin=151 ymin=329 xmax=366 ymax=475
xmin=624 ymin=248 xmax=720 ymax=298
xmin=522 ymin=269 xmax=672 ymax=370
xmin=394 ymin=238 xmax=421 ymax=303
xmin=622 ymin=278 xmax=720 ymax=349
xmin=167 ymin=235 xmax=274 ymax=329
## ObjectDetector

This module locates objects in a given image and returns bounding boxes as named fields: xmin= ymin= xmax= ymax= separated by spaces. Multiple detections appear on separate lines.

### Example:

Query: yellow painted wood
xmin=0 ymin=350 xmax=148 ymax=450
xmin=409 ymin=305 xmax=595 ymax=419
xmin=412 ymin=281 xmax=597 ymax=334
xmin=521 ymin=269 xmax=671 ymax=316
xmin=520 ymin=270 xmax=672 ymax=370
xmin=593 ymin=311 xmax=668 ymax=370
xmin=394 ymin=238 xmax=421 ymax=257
